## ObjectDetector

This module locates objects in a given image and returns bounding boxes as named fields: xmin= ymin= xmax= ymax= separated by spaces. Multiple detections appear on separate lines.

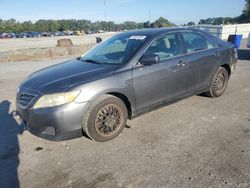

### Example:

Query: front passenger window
xmin=144 ymin=34 xmax=181 ymax=62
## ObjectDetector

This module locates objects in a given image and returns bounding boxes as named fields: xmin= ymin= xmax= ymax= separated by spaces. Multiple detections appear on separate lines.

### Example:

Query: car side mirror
xmin=139 ymin=54 xmax=160 ymax=66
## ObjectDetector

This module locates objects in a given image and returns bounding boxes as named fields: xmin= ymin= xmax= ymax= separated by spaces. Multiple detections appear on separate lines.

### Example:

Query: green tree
xmin=48 ymin=20 xmax=60 ymax=32
xmin=187 ymin=21 xmax=195 ymax=26
xmin=243 ymin=0 xmax=250 ymax=15
xmin=137 ymin=22 xmax=145 ymax=29
xmin=123 ymin=21 xmax=138 ymax=30
xmin=198 ymin=18 xmax=214 ymax=25
xmin=143 ymin=21 xmax=150 ymax=28
xmin=34 ymin=20 xmax=49 ymax=32
xmin=213 ymin=17 xmax=224 ymax=25
xmin=224 ymin=17 xmax=235 ymax=24
xmin=0 ymin=17 xmax=179 ymax=33
xmin=22 ymin=21 xmax=34 ymax=32
xmin=238 ymin=0 xmax=250 ymax=23
xmin=153 ymin=17 xmax=175 ymax=28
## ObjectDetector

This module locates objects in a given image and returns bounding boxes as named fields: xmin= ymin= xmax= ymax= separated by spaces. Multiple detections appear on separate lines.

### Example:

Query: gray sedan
xmin=16 ymin=28 xmax=238 ymax=142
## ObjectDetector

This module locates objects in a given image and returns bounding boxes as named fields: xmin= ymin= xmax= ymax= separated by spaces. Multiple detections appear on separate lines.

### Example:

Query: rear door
xmin=180 ymin=31 xmax=222 ymax=91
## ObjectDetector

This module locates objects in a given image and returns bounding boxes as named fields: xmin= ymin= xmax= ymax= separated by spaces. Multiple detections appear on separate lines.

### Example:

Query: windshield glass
xmin=80 ymin=33 xmax=147 ymax=65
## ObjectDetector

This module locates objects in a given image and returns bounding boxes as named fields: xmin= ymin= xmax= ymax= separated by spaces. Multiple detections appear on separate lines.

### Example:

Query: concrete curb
xmin=0 ymin=44 xmax=95 ymax=62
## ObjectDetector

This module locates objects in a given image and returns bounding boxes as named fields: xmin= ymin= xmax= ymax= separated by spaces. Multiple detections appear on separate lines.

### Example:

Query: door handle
xmin=214 ymin=51 xmax=221 ymax=56
xmin=177 ymin=60 xmax=186 ymax=67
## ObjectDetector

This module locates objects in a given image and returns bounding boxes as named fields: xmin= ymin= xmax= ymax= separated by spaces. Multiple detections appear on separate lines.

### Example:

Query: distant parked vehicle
xmin=9 ymin=33 xmax=17 ymax=38
xmin=24 ymin=32 xmax=41 ymax=38
xmin=41 ymin=32 xmax=54 ymax=37
xmin=0 ymin=33 xmax=8 ymax=38
xmin=97 ymin=30 xmax=105 ymax=33
xmin=19 ymin=32 xmax=29 ymax=38
xmin=15 ymin=33 xmax=20 ymax=38
xmin=54 ymin=31 xmax=65 ymax=36
xmin=30 ymin=32 xmax=41 ymax=38
xmin=0 ymin=33 xmax=16 ymax=38
xmin=86 ymin=30 xmax=92 ymax=34
xmin=64 ymin=31 xmax=74 ymax=36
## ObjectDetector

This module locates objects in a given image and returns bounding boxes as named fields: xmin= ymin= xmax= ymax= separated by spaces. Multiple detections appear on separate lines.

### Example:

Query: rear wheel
xmin=205 ymin=67 xmax=229 ymax=98
xmin=82 ymin=94 xmax=128 ymax=142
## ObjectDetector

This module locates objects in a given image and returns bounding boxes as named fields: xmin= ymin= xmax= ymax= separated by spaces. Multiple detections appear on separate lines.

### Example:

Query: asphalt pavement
xmin=0 ymin=48 xmax=250 ymax=188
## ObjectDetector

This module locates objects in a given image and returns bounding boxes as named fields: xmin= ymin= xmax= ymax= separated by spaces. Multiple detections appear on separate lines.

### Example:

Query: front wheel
xmin=204 ymin=67 xmax=229 ymax=98
xmin=82 ymin=94 xmax=128 ymax=142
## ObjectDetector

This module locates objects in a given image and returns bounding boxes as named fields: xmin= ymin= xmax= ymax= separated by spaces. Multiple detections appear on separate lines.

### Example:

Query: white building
xmin=193 ymin=23 xmax=250 ymax=40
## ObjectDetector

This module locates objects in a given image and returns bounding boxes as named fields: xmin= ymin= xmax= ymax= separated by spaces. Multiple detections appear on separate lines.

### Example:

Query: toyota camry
xmin=16 ymin=28 xmax=238 ymax=142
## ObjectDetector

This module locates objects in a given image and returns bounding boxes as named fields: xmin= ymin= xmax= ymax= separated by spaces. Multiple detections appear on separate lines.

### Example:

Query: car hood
xmin=21 ymin=59 xmax=120 ymax=93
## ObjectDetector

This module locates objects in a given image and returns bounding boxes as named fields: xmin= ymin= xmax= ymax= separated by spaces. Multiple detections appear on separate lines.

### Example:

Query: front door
xmin=132 ymin=33 xmax=188 ymax=113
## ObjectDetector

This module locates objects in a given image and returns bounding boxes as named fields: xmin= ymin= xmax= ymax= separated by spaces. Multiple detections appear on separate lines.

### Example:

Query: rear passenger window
xmin=182 ymin=32 xmax=217 ymax=54
xmin=206 ymin=39 xmax=217 ymax=49
xmin=144 ymin=34 xmax=181 ymax=61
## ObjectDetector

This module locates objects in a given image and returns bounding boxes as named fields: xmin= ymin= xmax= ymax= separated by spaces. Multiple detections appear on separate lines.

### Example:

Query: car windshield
xmin=80 ymin=33 xmax=147 ymax=65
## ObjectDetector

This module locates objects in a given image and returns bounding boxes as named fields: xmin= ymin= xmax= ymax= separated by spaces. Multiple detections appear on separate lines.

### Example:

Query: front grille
xmin=17 ymin=93 xmax=37 ymax=108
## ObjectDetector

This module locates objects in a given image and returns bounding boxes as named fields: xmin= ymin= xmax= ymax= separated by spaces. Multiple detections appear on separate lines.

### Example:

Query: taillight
xmin=233 ymin=47 xmax=238 ymax=59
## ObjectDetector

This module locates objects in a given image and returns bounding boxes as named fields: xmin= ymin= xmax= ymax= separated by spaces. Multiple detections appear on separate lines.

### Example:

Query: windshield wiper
xmin=85 ymin=59 xmax=102 ymax=64
xmin=78 ymin=57 xmax=102 ymax=64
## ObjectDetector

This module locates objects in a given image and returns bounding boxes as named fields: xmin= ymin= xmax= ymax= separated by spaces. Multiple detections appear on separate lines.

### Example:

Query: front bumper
xmin=16 ymin=102 xmax=89 ymax=141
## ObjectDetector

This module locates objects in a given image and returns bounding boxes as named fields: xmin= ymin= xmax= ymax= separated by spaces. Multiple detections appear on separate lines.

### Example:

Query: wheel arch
xmin=107 ymin=92 xmax=133 ymax=119
xmin=221 ymin=64 xmax=231 ymax=78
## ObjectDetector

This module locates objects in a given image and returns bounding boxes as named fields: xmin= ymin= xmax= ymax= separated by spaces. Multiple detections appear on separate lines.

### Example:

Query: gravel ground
xmin=0 ymin=46 xmax=250 ymax=188
xmin=0 ymin=32 xmax=115 ymax=52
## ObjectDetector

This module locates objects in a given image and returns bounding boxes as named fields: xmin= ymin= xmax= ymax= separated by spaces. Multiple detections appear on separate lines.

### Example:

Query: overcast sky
xmin=0 ymin=0 xmax=245 ymax=24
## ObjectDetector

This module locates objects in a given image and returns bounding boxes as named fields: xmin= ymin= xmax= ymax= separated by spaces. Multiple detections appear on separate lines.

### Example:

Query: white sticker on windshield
xmin=129 ymin=35 xmax=146 ymax=40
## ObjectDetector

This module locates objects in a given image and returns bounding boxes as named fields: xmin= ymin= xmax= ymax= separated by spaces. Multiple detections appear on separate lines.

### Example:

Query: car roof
xmin=123 ymin=27 xmax=200 ymax=37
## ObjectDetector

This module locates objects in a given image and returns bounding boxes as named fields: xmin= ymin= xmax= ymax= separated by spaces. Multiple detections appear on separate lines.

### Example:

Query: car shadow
xmin=0 ymin=100 xmax=24 ymax=188
xmin=237 ymin=49 xmax=250 ymax=60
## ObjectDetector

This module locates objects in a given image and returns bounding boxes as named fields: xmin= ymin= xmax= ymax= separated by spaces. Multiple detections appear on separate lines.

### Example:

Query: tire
xmin=82 ymin=94 xmax=128 ymax=142
xmin=205 ymin=67 xmax=229 ymax=98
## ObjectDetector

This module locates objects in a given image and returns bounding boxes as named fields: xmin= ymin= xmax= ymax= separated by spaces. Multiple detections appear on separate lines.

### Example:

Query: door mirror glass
xmin=140 ymin=54 xmax=160 ymax=66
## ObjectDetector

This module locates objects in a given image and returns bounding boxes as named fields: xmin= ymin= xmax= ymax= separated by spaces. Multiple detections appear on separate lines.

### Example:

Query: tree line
xmin=197 ymin=0 xmax=250 ymax=25
xmin=0 ymin=17 xmax=175 ymax=33
xmin=1 ymin=0 xmax=249 ymax=33
xmin=198 ymin=16 xmax=249 ymax=25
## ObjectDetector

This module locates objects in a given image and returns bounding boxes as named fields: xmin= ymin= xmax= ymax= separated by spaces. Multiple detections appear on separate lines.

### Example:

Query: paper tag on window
xmin=129 ymin=36 xmax=146 ymax=40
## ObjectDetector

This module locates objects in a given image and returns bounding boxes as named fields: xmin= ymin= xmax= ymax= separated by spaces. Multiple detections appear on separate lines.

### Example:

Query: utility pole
xmin=104 ymin=0 xmax=107 ymax=31
xmin=149 ymin=8 xmax=151 ymax=28
xmin=104 ymin=0 xmax=107 ymax=22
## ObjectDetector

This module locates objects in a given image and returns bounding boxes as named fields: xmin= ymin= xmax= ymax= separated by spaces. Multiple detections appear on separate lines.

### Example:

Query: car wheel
xmin=205 ymin=67 xmax=229 ymax=98
xmin=82 ymin=94 xmax=128 ymax=142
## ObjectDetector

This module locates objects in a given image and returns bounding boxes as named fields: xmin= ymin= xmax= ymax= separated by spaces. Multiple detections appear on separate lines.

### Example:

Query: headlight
xmin=33 ymin=91 xmax=80 ymax=109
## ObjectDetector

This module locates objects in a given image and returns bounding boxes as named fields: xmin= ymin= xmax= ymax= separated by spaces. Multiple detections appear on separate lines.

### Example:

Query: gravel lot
xmin=0 ymin=44 xmax=250 ymax=188
xmin=0 ymin=32 xmax=115 ymax=52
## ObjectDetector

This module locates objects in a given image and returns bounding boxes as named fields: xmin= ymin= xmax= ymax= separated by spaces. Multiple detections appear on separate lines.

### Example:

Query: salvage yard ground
xmin=0 ymin=32 xmax=115 ymax=52
xmin=0 ymin=40 xmax=250 ymax=188
xmin=0 ymin=32 xmax=117 ymax=62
